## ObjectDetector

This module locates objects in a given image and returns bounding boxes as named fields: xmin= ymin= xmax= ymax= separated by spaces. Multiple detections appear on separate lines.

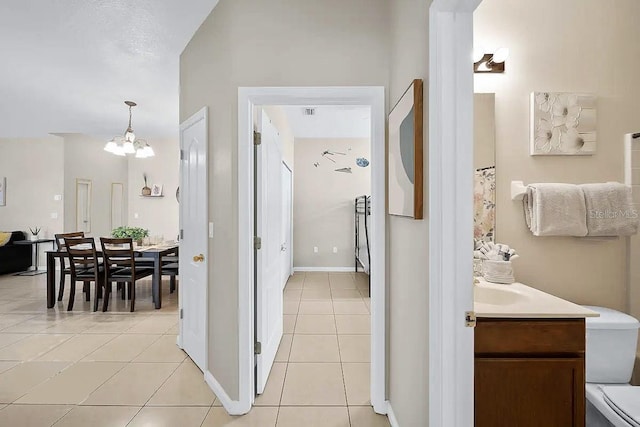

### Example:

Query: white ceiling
xmin=0 ymin=0 xmax=219 ymax=139
xmin=282 ymin=105 xmax=371 ymax=139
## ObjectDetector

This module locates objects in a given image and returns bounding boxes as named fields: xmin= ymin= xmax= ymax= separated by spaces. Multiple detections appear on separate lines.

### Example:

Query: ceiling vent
xmin=303 ymin=107 xmax=316 ymax=116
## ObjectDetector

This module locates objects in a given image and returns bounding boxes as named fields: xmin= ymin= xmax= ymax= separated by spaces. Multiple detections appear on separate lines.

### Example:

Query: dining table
xmin=46 ymin=242 xmax=179 ymax=310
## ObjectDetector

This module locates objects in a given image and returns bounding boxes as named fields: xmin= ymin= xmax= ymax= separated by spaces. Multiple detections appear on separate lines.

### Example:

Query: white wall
xmin=127 ymin=138 xmax=180 ymax=241
xmin=293 ymin=138 xmax=370 ymax=269
xmin=388 ymin=0 xmax=431 ymax=425
xmin=475 ymin=0 xmax=640 ymax=311
xmin=62 ymin=133 xmax=129 ymax=239
xmin=181 ymin=0 xmax=390 ymax=401
xmin=0 ymin=136 xmax=65 ymax=265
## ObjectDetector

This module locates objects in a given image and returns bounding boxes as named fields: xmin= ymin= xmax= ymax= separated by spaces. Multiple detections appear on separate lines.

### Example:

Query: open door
xmin=179 ymin=107 xmax=208 ymax=372
xmin=255 ymin=110 xmax=284 ymax=394
xmin=281 ymin=163 xmax=293 ymax=288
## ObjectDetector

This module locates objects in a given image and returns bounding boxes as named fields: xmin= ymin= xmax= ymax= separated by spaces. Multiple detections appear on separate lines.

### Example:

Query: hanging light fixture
xmin=104 ymin=101 xmax=155 ymax=158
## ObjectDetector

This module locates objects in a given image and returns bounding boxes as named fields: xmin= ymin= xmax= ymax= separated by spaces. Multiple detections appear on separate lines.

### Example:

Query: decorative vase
xmin=30 ymin=234 xmax=39 ymax=241
xmin=142 ymin=186 xmax=152 ymax=196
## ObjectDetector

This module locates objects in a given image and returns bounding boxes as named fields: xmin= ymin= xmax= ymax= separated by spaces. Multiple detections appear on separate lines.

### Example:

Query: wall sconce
xmin=473 ymin=47 xmax=509 ymax=73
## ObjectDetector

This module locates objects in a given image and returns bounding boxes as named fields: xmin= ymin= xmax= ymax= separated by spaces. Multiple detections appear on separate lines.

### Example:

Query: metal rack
xmin=354 ymin=195 xmax=371 ymax=292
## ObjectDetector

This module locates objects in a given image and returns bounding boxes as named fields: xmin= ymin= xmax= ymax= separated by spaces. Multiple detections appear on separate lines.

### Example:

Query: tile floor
xmin=0 ymin=271 xmax=388 ymax=426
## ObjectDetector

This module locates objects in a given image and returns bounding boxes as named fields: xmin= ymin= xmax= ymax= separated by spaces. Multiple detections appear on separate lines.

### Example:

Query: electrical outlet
xmin=50 ymin=212 xmax=58 ymax=219
xmin=53 ymin=194 xmax=62 ymax=201
xmin=134 ymin=213 xmax=139 ymax=219
xmin=313 ymin=246 xmax=318 ymax=253
xmin=333 ymin=247 xmax=338 ymax=253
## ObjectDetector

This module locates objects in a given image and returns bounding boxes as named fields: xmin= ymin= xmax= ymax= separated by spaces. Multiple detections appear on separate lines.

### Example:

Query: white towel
xmin=580 ymin=183 xmax=639 ymax=236
xmin=524 ymin=183 xmax=588 ymax=237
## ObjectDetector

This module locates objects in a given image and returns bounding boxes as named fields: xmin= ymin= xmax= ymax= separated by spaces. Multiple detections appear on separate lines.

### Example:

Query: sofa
xmin=0 ymin=231 xmax=32 ymax=275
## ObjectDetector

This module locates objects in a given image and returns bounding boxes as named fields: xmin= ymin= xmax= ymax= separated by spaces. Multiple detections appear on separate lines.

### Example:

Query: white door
xmin=179 ymin=107 xmax=208 ymax=372
xmin=255 ymin=110 xmax=283 ymax=394
xmin=281 ymin=163 xmax=293 ymax=288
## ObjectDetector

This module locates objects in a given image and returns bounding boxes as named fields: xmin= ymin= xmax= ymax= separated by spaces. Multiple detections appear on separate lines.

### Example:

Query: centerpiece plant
xmin=111 ymin=226 xmax=149 ymax=245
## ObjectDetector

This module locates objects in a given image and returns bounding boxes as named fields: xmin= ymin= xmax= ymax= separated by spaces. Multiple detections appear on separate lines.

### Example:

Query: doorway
xmin=237 ymin=87 xmax=386 ymax=415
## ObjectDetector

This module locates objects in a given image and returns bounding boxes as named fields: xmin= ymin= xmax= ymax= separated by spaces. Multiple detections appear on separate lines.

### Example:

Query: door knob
xmin=281 ymin=244 xmax=286 ymax=252
xmin=193 ymin=254 xmax=205 ymax=262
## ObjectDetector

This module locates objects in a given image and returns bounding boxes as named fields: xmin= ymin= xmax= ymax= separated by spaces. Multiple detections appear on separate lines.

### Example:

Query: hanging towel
xmin=580 ymin=183 xmax=639 ymax=236
xmin=524 ymin=183 xmax=588 ymax=237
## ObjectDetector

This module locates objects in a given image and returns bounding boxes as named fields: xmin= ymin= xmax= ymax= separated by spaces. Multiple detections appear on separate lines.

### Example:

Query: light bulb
xmin=144 ymin=145 xmax=155 ymax=157
xmin=135 ymin=148 xmax=147 ymax=158
xmin=113 ymin=144 xmax=126 ymax=156
xmin=473 ymin=46 xmax=485 ymax=63
xmin=123 ymin=141 xmax=135 ymax=154
xmin=124 ymin=128 xmax=136 ymax=143
xmin=104 ymin=140 xmax=117 ymax=153
xmin=491 ymin=47 xmax=509 ymax=64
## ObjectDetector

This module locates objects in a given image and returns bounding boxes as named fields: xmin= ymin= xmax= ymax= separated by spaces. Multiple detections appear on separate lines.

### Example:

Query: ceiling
xmin=282 ymin=105 xmax=371 ymax=139
xmin=0 ymin=0 xmax=219 ymax=139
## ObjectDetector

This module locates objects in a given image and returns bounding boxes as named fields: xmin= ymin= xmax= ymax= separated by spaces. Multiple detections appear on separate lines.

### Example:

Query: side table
xmin=14 ymin=239 xmax=55 ymax=276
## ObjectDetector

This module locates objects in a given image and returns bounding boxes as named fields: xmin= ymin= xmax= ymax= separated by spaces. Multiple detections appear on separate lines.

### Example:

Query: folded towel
xmin=524 ymin=183 xmax=588 ymax=237
xmin=580 ymin=183 xmax=639 ymax=236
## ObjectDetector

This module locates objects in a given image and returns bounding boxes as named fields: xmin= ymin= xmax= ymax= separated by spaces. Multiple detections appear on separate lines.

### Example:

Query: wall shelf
xmin=139 ymin=195 xmax=164 ymax=198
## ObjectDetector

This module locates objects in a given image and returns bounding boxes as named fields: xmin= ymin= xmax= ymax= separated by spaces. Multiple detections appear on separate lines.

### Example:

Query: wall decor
xmin=474 ymin=166 xmax=496 ymax=242
xmin=356 ymin=157 xmax=370 ymax=167
xmin=335 ymin=167 xmax=352 ymax=174
xmin=388 ymin=79 xmax=424 ymax=219
xmin=0 ymin=177 xmax=5 ymax=206
xmin=530 ymin=92 xmax=597 ymax=156
xmin=151 ymin=184 xmax=163 ymax=197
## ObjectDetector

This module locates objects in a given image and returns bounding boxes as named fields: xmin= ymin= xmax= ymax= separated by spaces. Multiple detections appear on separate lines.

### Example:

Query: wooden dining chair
xmin=100 ymin=237 xmax=153 ymax=312
xmin=54 ymin=232 xmax=85 ymax=302
xmin=162 ymin=262 xmax=179 ymax=294
xmin=63 ymin=237 xmax=103 ymax=312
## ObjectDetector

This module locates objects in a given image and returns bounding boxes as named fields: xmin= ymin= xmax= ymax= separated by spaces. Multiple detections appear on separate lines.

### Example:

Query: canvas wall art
xmin=388 ymin=79 xmax=423 ymax=219
xmin=474 ymin=166 xmax=496 ymax=242
xmin=530 ymin=92 xmax=597 ymax=155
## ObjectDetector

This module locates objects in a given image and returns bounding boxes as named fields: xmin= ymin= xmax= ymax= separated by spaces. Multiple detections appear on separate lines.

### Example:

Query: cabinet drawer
xmin=475 ymin=318 xmax=585 ymax=355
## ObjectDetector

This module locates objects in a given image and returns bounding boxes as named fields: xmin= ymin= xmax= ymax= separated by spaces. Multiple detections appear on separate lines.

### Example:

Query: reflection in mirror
xmin=111 ymin=183 xmax=124 ymax=229
xmin=76 ymin=179 xmax=92 ymax=233
xmin=474 ymin=93 xmax=496 ymax=242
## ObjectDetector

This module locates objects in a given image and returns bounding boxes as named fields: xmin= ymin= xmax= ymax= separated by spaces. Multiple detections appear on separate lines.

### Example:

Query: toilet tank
xmin=584 ymin=306 xmax=640 ymax=384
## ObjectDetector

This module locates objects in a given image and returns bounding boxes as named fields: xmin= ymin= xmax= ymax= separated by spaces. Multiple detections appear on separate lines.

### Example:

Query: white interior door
xmin=179 ymin=107 xmax=208 ymax=372
xmin=281 ymin=163 xmax=293 ymax=288
xmin=255 ymin=110 xmax=283 ymax=394
xmin=76 ymin=179 xmax=91 ymax=232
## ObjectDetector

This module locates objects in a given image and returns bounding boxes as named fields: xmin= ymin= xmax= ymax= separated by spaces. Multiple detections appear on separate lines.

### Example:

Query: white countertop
xmin=474 ymin=279 xmax=600 ymax=319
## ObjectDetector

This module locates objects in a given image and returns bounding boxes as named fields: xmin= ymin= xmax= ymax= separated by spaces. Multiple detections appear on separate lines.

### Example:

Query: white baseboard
xmin=387 ymin=401 xmax=400 ymax=427
xmin=293 ymin=266 xmax=356 ymax=272
xmin=204 ymin=370 xmax=249 ymax=415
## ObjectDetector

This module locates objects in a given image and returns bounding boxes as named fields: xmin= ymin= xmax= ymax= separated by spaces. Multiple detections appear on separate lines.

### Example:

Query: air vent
xmin=303 ymin=107 xmax=316 ymax=116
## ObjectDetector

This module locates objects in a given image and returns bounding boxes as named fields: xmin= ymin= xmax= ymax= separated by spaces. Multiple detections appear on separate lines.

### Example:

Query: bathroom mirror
xmin=76 ymin=178 xmax=92 ymax=233
xmin=111 ymin=182 xmax=124 ymax=229
xmin=474 ymin=93 xmax=496 ymax=242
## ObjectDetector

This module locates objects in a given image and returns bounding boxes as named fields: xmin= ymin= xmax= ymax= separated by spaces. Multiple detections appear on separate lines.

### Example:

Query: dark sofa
xmin=0 ymin=231 xmax=32 ymax=275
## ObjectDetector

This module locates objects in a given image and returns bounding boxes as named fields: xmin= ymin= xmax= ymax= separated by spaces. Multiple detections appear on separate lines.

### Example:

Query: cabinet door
xmin=475 ymin=358 xmax=585 ymax=427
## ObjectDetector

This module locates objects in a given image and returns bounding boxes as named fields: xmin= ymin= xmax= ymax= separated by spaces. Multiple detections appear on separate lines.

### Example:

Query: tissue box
xmin=482 ymin=260 xmax=515 ymax=284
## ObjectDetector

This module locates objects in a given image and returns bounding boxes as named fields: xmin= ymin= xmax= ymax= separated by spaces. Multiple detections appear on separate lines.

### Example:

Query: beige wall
xmin=0 ymin=136 xmax=65 ymax=264
xmin=388 ymin=0 xmax=431 ymax=425
xmin=181 ymin=0 xmax=390 ymax=400
xmin=475 ymin=0 xmax=640 ymax=311
xmin=62 ymin=134 xmax=129 ymax=239
xmin=293 ymin=138 xmax=370 ymax=269
xmin=127 ymin=138 xmax=180 ymax=241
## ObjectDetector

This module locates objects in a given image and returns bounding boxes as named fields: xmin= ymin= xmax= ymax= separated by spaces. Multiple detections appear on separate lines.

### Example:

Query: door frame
xmin=282 ymin=161 xmax=293 ymax=283
xmin=177 ymin=106 xmax=209 ymax=373
xmin=428 ymin=1 xmax=480 ymax=426
xmin=238 ymin=86 xmax=386 ymax=415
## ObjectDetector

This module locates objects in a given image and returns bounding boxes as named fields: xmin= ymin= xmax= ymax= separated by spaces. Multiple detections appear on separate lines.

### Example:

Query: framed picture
xmin=151 ymin=184 xmax=163 ymax=197
xmin=530 ymin=92 xmax=597 ymax=155
xmin=0 ymin=177 xmax=5 ymax=206
xmin=388 ymin=79 xmax=424 ymax=219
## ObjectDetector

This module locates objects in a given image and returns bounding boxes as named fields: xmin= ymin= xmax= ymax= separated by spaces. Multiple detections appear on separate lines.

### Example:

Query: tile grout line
xmin=331 ymin=273 xmax=353 ymax=426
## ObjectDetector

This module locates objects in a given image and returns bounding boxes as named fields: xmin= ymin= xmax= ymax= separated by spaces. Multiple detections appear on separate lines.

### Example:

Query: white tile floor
xmin=0 ymin=271 xmax=388 ymax=426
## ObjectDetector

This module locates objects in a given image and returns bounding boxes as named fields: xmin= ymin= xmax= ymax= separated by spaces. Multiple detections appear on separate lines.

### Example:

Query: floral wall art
xmin=530 ymin=92 xmax=597 ymax=155
xmin=474 ymin=167 xmax=496 ymax=242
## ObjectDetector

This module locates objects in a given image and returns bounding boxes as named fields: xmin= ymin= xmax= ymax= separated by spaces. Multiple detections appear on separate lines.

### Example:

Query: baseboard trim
xmin=293 ymin=266 xmax=356 ymax=272
xmin=387 ymin=401 xmax=400 ymax=427
xmin=204 ymin=370 xmax=249 ymax=415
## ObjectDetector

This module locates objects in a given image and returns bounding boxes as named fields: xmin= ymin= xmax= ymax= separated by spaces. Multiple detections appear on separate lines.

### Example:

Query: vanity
xmin=474 ymin=280 xmax=599 ymax=427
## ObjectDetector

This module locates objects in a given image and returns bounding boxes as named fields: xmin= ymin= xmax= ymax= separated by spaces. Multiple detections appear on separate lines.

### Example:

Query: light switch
xmin=53 ymin=195 xmax=62 ymax=201
xmin=134 ymin=213 xmax=139 ymax=219
xmin=50 ymin=212 xmax=58 ymax=219
xmin=333 ymin=247 xmax=338 ymax=253
xmin=313 ymin=246 xmax=318 ymax=253
xmin=209 ymin=222 xmax=214 ymax=238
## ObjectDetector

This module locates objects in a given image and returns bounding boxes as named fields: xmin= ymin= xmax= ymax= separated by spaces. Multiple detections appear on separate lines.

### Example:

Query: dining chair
xmin=100 ymin=237 xmax=153 ymax=312
xmin=162 ymin=262 xmax=179 ymax=294
xmin=63 ymin=237 xmax=103 ymax=312
xmin=54 ymin=232 xmax=85 ymax=302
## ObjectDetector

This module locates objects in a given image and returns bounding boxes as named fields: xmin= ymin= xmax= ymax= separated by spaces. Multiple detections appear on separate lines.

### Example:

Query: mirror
xmin=474 ymin=93 xmax=496 ymax=242
xmin=111 ymin=183 xmax=124 ymax=229
xmin=76 ymin=179 xmax=92 ymax=233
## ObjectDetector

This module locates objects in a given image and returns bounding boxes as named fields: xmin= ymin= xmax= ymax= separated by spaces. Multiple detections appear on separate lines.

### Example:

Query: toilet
xmin=585 ymin=306 xmax=640 ymax=427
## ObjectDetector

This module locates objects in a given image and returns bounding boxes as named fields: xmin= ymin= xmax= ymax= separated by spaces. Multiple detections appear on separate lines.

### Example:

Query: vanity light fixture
xmin=104 ymin=101 xmax=155 ymax=158
xmin=474 ymin=47 xmax=510 ymax=73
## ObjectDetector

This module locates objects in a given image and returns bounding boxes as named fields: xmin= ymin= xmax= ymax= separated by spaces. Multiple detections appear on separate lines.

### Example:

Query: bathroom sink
xmin=474 ymin=286 xmax=528 ymax=306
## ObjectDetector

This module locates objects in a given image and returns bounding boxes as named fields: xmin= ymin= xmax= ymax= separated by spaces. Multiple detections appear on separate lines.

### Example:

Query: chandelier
xmin=104 ymin=101 xmax=155 ymax=158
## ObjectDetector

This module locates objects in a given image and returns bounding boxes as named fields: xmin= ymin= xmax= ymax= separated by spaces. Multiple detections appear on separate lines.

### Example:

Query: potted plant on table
xmin=29 ymin=227 xmax=41 ymax=241
xmin=111 ymin=226 xmax=149 ymax=246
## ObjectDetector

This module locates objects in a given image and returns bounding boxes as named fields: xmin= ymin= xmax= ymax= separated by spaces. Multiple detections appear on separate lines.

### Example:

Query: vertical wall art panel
xmin=530 ymin=92 xmax=597 ymax=155
xmin=388 ymin=79 xmax=423 ymax=218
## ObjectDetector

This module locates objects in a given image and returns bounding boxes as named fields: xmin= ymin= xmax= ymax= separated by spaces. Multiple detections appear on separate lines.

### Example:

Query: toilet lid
xmin=602 ymin=386 xmax=640 ymax=427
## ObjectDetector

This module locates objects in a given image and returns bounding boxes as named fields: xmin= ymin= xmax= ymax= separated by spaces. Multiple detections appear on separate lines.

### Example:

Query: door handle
xmin=193 ymin=254 xmax=205 ymax=262
xmin=281 ymin=244 xmax=286 ymax=252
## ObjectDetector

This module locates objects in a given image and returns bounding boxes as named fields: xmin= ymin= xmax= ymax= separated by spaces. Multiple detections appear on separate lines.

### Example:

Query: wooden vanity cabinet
xmin=474 ymin=318 xmax=585 ymax=427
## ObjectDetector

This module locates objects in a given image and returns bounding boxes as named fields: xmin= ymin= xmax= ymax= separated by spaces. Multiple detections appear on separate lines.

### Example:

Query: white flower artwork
xmin=530 ymin=92 xmax=597 ymax=155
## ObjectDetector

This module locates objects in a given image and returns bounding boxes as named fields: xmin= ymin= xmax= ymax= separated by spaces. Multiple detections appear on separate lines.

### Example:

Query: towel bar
xmin=511 ymin=181 xmax=527 ymax=201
